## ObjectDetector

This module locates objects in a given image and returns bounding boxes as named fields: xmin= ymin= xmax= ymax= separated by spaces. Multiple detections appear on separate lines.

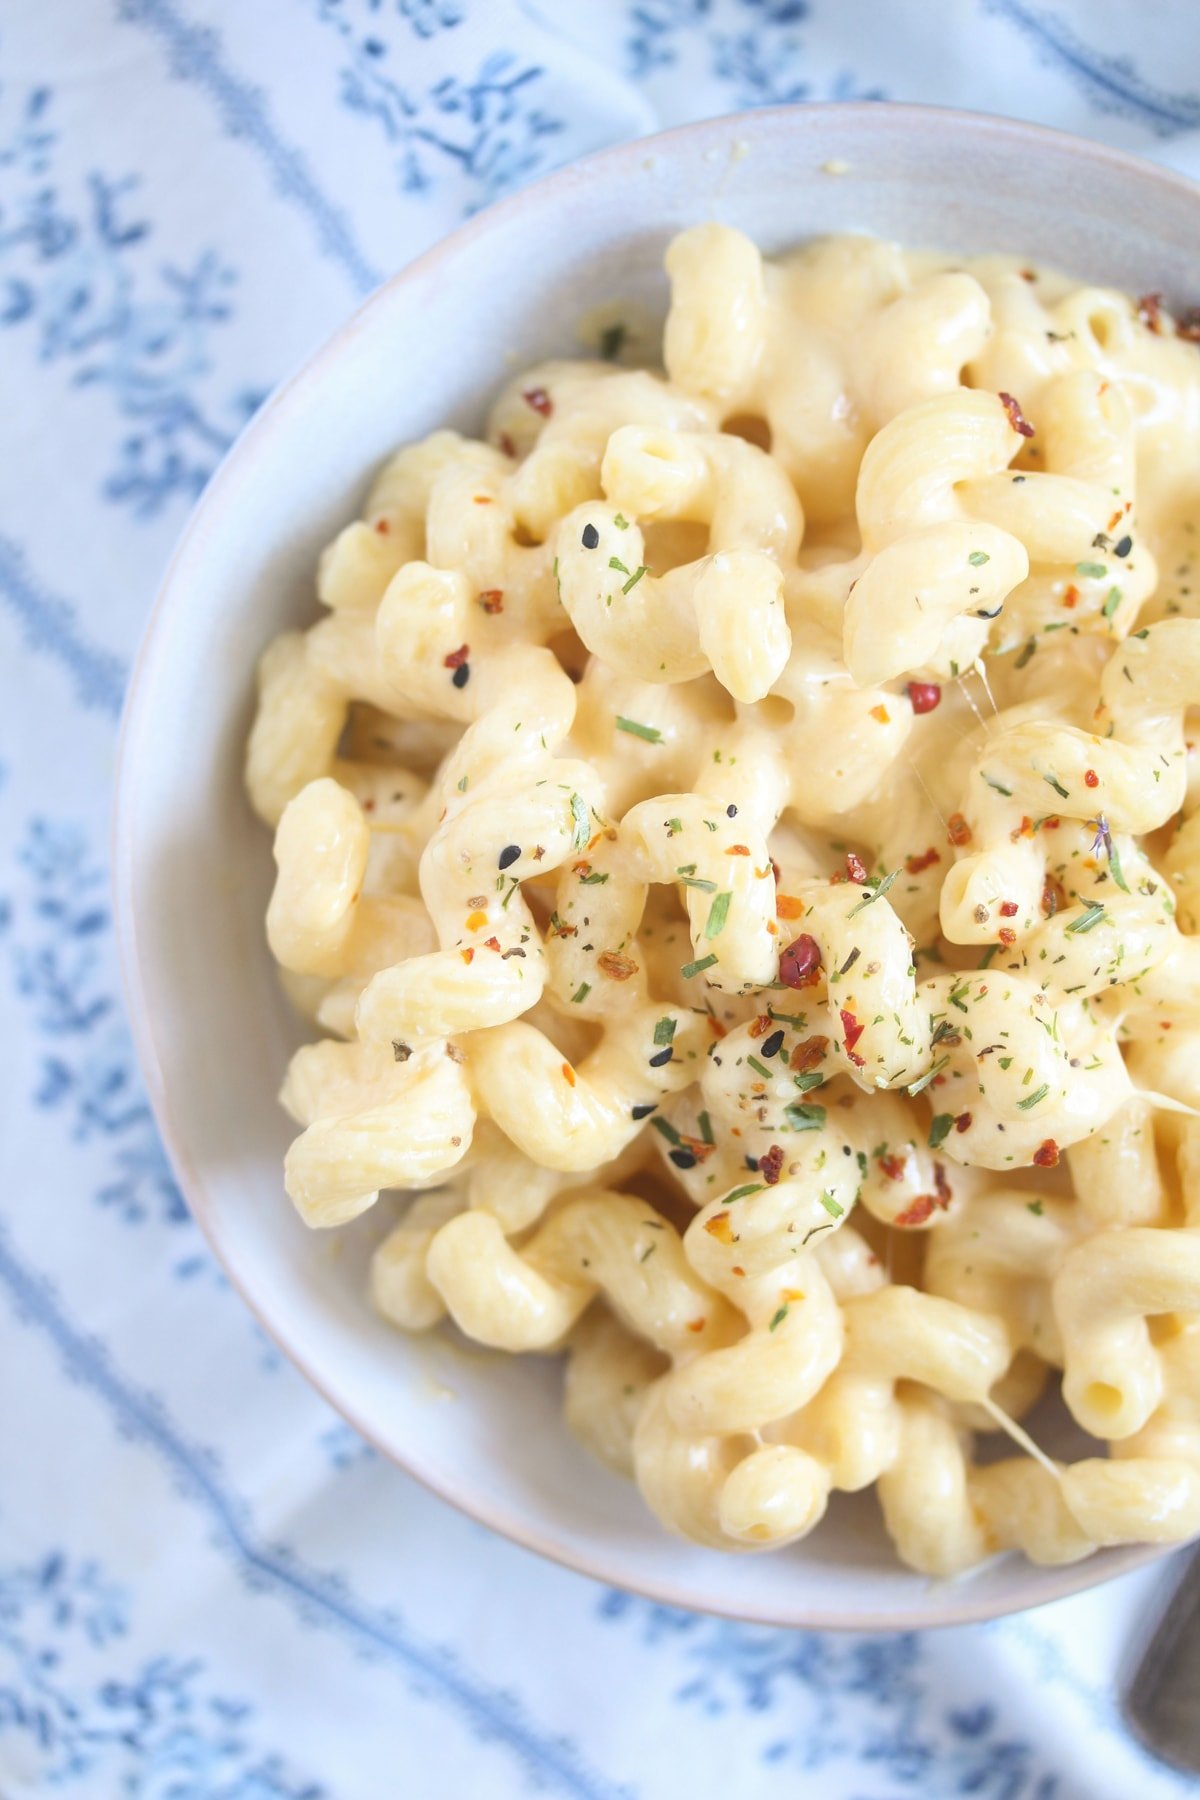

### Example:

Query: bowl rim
xmin=113 ymin=97 xmax=1195 ymax=1631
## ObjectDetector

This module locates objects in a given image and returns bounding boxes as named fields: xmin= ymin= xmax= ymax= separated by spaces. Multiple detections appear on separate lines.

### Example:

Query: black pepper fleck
xmin=451 ymin=662 xmax=470 ymax=688
xmin=498 ymin=844 xmax=521 ymax=871
xmin=1114 ymin=534 xmax=1133 ymax=558
xmin=648 ymin=1047 xmax=673 ymax=1068
xmin=761 ymin=1029 xmax=785 ymax=1058
xmin=582 ymin=523 xmax=600 ymax=549
xmin=631 ymin=1102 xmax=657 ymax=1119
xmin=669 ymin=1148 xmax=697 ymax=1170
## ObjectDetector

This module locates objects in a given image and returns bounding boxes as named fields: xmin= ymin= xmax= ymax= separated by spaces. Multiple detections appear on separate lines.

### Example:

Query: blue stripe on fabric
xmin=0 ymin=536 xmax=127 ymax=718
xmin=0 ymin=1223 xmax=632 ymax=1800
xmin=986 ymin=0 xmax=1200 ymax=136
xmin=114 ymin=0 xmax=384 ymax=293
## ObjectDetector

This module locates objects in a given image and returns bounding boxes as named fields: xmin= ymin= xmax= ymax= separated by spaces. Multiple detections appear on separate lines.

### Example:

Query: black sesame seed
xmin=631 ymin=1102 xmax=657 ymax=1119
xmin=726 ymin=803 xmax=737 ymax=817
xmin=498 ymin=844 xmax=521 ymax=871
xmin=761 ymin=1029 xmax=785 ymax=1058
xmin=1114 ymin=534 xmax=1133 ymax=558
xmin=745 ymin=1155 xmax=759 ymax=1171
xmin=582 ymin=523 xmax=600 ymax=549
xmin=648 ymin=1047 xmax=673 ymax=1068
xmin=451 ymin=662 xmax=470 ymax=688
xmin=669 ymin=1148 xmax=697 ymax=1170
xmin=974 ymin=604 xmax=1003 ymax=619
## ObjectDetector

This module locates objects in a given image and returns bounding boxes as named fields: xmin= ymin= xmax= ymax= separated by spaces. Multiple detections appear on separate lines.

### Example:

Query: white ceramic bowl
xmin=115 ymin=102 xmax=1200 ymax=1629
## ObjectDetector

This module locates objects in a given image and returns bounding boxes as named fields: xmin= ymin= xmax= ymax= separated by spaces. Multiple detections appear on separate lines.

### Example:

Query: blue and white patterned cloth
xmin=6 ymin=4 xmax=1200 ymax=1795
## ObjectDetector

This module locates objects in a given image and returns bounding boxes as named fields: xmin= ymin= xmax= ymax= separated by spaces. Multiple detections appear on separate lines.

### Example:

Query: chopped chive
xmin=723 ymin=1182 xmax=765 ymax=1204
xmin=612 ymin=511 xmax=629 ymax=529
xmin=680 ymin=875 xmax=717 ymax=892
xmin=609 ymin=555 xmax=630 ymax=577
xmin=820 ymin=1191 xmax=844 ymax=1219
xmin=600 ymin=323 xmax=626 ymax=361
xmin=698 ymin=1110 xmax=715 ymax=1146
xmin=569 ymin=793 xmax=590 ymax=852
xmin=968 ymin=550 xmax=990 ymax=567
xmin=570 ymin=982 xmax=591 ymax=1004
xmin=650 ymin=1116 xmax=682 ymax=1146
xmin=907 ymin=1055 xmax=949 ymax=1097
xmin=1066 ymin=902 xmax=1106 ymax=934
xmin=1044 ymin=773 xmax=1070 ymax=799
xmin=1017 ymin=1083 xmax=1050 ymax=1110
xmin=982 ymin=773 xmax=1013 ymax=797
xmin=793 ymin=1071 xmax=825 ymax=1092
xmin=623 ymin=564 xmax=650 ymax=594
xmin=848 ymin=867 xmax=899 ymax=916
xmin=653 ymin=1017 xmax=677 ymax=1046
xmin=1107 ymin=837 xmax=1130 ymax=893
xmin=705 ymin=891 xmax=732 ymax=938
xmin=746 ymin=1055 xmax=773 ymax=1080
xmin=768 ymin=1304 xmax=789 ymax=1332
xmin=681 ymin=953 xmax=718 ymax=979
xmin=1076 ymin=561 xmax=1108 ymax=579
xmin=784 ymin=1102 xmax=826 ymax=1131
xmin=616 ymin=716 xmax=662 ymax=743
xmin=1102 ymin=587 xmax=1122 ymax=620
xmin=579 ymin=869 xmax=609 ymax=885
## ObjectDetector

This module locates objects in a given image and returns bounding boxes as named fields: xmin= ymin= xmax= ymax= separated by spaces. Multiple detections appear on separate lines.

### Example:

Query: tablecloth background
xmin=5 ymin=3 xmax=1200 ymax=1795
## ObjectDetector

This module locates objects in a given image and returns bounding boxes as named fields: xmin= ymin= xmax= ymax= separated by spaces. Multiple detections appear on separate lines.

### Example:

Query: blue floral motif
xmin=0 ymin=1551 xmax=325 ymax=1796
xmin=310 ymin=0 xmax=566 ymax=210
xmin=0 ymin=82 xmax=266 ymax=518
xmin=318 ymin=1420 xmax=379 ymax=1470
xmin=985 ymin=0 xmax=1200 ymax=137
xmin=598 ymin=1593 xmax=1060 ymax=1795
xmin=1 ymin=819 xmax=187 ymax=1234
xmin=625 ymin=0 xmax=884 ymax=106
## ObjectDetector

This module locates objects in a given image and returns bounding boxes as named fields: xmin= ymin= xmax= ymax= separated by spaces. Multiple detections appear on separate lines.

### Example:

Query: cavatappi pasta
xmin=247 ymin=225 xmax=1200 ymax=1573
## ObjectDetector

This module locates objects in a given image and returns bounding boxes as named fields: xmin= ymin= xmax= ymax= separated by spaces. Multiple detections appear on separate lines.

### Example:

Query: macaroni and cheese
xmin=246 ymin=225 xmax=1200 ymax=1572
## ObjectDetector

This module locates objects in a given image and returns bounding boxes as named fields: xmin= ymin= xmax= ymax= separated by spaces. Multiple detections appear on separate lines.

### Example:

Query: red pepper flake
xmin=704 ymin=1213 xmax=734 ymax=1245
xmin=844 ymin=851 xmax=868 ymax=884
xmin=472 ymin=494 xmax=493 ymax=506
xmin=482 ymin=936 xmax=501 ymax=952
xmin=1020 ymin=268 xmax=1037 ymax=282
xmin=1011 ymin=816 xmax=1036 ymax=842
xmin=1043 ymin=816 xmax=1060 ymax=829
xmin=373 ymin=518 xmax=390 ymax=534
xmin=686 ymin=1318 xmax=706 ymax=1333
xmin=839 ymin=1009 xmax=865 ymax=1066
xmin=947 ymin=812 xmax=972 ymax=848
xmin=1032 ymin=1139 xmax=1060 ymax=1169
xmin=547 ymin=916 xmax=577 ymax=939
xmin=905 ymin=847 xmax=941 ymax=875
xmin=906 ymin=681 xmax=942 ymax=715
xmin=999 ymin=391 xmax=1035 ymax=437
xmin=934 ymin=1162 xmax=952 ymax=1205
xmin=1084 ymin=769 xmax=1099 ymax=788
xmin=870 ymin=704 xmax=890 ymax=724
xmin=460 ymin=948 xmax=475 ymax=964
xmin=758 ymin=1145 xmax=785 ymax=1185
xmin=955 ymin=1112 xmax=972 ymax=1133
xmin=726 ymin=844 xmax=751 ymax=856
xmin=770 ymin=858 xmax=782 ymax=885
xmin=779 ymin=934 xmax=822 ymax=988
xmin=999 ymin=900 xmax=1019 ymax=918
xmin=777 ymin=894 xmax=805 ymax=919
xmin=498 ymin=431 xmax=517 ymax=457
xmin=1041 ymin=875 xmax=1066 ymax=918
xmin=893 ymin=1194 xmax=935 ymax=1228
xmin=561 ymin=1062 xmax=576 ymax=1088
xmin=1137 ymin=292 xmax=1163 ymax=334
xmin=1177 ymin=307 xmax=1200 ymax=343
xmin=1062 ymin=583 xmax=1079 ymax=609
xmin=878 ymin=1152 xmax=907 ymax=1182
xmin=443 ymin=644 xmax=470 ymax=669
xmin=522 ymin=386 xmax=553 ymax=416
xmin=748 ymin=1014 xmax=773 ymax=1038
xmin=597 ymin=950 xmax=637 ymax=980
xmin=478 ymin=589 xmax=504 ymax=614
xmin=790 ymin=1035 xmax=829 ymax=1073
xmin=998 ymin=927 xmax=1016 ymax=946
